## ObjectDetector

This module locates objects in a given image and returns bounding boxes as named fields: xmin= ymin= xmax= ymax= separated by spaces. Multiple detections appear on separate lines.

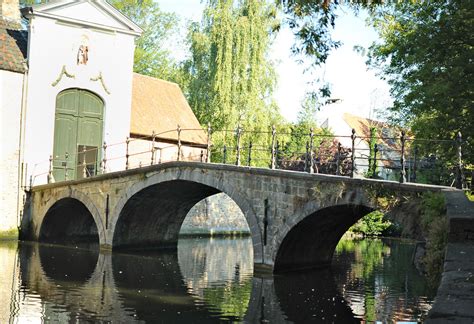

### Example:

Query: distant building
xmin=319 ymin=103 xmax=404 ymax=180
xmin=0 ymin=0 xmax=206 ymax=236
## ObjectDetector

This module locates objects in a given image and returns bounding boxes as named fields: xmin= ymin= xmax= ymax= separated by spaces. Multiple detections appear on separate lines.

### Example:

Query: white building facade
xmin=0 ymin=0 xmax=207 ymax=237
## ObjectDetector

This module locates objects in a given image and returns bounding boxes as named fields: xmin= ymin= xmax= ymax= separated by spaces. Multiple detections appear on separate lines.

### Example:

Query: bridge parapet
xmin=28 ymin=126 xmax=471 ymax=190
xmin=22 ymin=161 xmax=455 ymax=272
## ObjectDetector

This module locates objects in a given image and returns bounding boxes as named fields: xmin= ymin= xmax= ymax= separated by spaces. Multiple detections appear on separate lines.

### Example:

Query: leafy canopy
xmin=368 ymin=0 xmax=473 ymax=166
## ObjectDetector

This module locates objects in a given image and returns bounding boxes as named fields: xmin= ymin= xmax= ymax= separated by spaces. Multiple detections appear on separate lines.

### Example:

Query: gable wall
xmin=23 ymin=11 xmax=136 ymax=185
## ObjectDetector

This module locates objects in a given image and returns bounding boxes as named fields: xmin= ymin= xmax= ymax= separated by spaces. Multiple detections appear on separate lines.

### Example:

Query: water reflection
xmin=0 ymin=237 xmax=436 ymax=323
xmin=332 ymin=239 xmax=436 ymax=322
xmin=178 ymin=237 xmax=253 ymax=319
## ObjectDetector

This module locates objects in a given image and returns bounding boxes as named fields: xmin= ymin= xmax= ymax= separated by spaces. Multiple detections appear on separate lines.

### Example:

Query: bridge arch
xmin=109 ymin=169 xmax=263 ymax=262
xmin=38 ymin=189 xmax=105 ymax=245
xmin=273 ymin=201 xmax=374 ymax=273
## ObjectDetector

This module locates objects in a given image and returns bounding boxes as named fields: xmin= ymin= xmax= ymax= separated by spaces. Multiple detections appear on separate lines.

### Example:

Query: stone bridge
xmin=21 ymin=161 xmax=454 ymax=272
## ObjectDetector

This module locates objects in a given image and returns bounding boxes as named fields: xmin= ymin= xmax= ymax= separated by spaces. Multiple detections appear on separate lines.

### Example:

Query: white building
xmin=0 ymin=0 xmax=206 ymax=237
xmin=319 ymin=101 xmax=403 ymax=180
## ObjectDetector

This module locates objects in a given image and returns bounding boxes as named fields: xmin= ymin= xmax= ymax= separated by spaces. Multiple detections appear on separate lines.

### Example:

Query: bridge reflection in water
xmin=1 ymin=237 xmax=434 ymax=323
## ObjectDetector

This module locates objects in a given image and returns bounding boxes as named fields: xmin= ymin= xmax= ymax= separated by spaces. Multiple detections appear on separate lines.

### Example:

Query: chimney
xmin=0 ymin=0 xmax=21 ymax=25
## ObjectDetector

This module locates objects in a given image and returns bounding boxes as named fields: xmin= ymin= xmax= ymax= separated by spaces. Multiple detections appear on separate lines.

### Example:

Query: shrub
xmin=350 ymin=210 xmax=392 ymax=236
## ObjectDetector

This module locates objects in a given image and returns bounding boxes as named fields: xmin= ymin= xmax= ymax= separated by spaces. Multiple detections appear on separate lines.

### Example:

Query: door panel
xmin=80 ymin=91 xmax=103 ymax=118
xmin=52 ymin=89 xmax=104 ymax=181
xmin=52 ymin=114 xmax=77 ymax=181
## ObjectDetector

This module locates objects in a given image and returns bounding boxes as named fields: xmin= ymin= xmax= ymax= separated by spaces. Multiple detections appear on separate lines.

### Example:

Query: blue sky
xmin=158 ymin=1 xmax=392 ymax=123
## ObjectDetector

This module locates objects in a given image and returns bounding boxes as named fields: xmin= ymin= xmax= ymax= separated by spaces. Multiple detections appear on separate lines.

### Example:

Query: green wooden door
xmin=53 ymin=89 xmax=104 ymax=181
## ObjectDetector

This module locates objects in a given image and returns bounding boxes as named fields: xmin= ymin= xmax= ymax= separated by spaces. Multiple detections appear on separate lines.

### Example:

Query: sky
xmin=158 ymin=1 xmax=392 ymax=123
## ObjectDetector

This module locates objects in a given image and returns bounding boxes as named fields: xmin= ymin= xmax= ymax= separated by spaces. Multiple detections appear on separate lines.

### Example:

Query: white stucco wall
xmin=0 ymin=69 xmax=23 ymax=232
xmin=23 ymin=4 xmax=137 ymax=186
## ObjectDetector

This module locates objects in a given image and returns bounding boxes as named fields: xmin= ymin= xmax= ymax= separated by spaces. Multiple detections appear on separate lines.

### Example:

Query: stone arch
xmin=37 ymin=189 xmax=105 ymax=245
xmin=109 ymin=168 xmax=263 ymax=262
xmin=273 ymin=201 xmax=374 ymax=273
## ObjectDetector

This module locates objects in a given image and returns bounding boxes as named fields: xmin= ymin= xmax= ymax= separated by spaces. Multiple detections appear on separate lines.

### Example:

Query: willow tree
xmin=183 ymin=0 xmax=282 ymax=165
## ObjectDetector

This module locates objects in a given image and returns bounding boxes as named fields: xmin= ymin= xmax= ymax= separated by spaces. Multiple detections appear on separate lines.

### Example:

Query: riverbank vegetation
xmin=0 ymin=228 xmax=19 ymax=241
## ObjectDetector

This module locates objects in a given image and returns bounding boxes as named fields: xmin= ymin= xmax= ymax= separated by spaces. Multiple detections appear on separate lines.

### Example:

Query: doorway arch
xmin=53 ymin=89 xmax=104 ymax=181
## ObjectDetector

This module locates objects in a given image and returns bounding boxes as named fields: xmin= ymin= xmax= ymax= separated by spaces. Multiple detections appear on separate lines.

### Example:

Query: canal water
xmin=0 ymin=237 xmax=436 ymax=323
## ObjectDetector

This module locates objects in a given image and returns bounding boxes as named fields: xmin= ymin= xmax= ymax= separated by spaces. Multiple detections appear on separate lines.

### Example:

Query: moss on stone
xmin=0 ymin=228 xmax=19 ymax=241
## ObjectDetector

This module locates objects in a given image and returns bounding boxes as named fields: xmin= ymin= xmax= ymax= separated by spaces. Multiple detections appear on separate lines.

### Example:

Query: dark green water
xmin=0 ymin=237 xmax=436 ymax=323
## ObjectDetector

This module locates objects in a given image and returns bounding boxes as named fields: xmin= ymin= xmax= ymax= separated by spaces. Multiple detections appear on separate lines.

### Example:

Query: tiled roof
xmin=0 ymin=19 xmax=27 ymax=73
xmin=343 ymin=113 xmax=403 ymax=167
xmin=131 ymin=73 xmax=207 ymax=145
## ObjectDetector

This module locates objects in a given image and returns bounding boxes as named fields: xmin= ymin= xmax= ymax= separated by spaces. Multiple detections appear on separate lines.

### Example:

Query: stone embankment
xmin=427 ymin=191 xmax=474 ymax=323
xmin=180 ymin=193 xmax=250 ymax=236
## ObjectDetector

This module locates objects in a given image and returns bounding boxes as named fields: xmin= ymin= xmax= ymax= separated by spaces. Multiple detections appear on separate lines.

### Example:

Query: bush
xmin=420 ymin=192 xmax=446 ymax=232
xmin=350 ymin=211 xmax=392 ymax=236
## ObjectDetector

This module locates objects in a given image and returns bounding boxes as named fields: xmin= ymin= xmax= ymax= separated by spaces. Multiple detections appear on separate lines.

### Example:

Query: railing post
xmin=400 ymin=131 xmax=406 ymax=183
xmin=309 ymin=128 xmax=314 ymax=174
xmin=200 ymin=150 xmax=204 ymax=162
xmin=151 ymin=131 xmax=156 ymax=165
xmin=275 ymin=140 xmax=280 ymax=169
xmin=223 ymin=145 xmax=227 ymax=164
xmin=456 ymin=131 xmax=463 ymax=189
xmin=48 ymin=155 xmax=53 ymax=183
xmin=304 ymin=142 xmax=309 ymax=172
xmin=206 ymin=123 xmax=212 ymax=163
xmin=177 ymin=125 xmax=182 ymax=161
xmin=247 ymin=141 xmax=253 ymax=166
xmin=29 ymin=174 xmax=33 ymax=189
xmin=82 ymin=146 xmax=87 ymax=178
xmin=336 ymin=142 xmax=341 ymax=176
xmin=125 ymin=137 xmax=130 ymax=170
xmin=235 ymin=126 xmax=242 ymax=166
xmin=351 ymin=129 xmax=356 ymax=178
xmin=102 ymin=141 xmax=107 ymax=173
xmin=64 ymin=152 xmax=69 ymax=181
xmin=372 ymin=144 xmax=378 ymax=179
xmin=271 ymin=125 xmax=276 ymax=169
xmin=412 ymin=145 xmax=418 ymax=183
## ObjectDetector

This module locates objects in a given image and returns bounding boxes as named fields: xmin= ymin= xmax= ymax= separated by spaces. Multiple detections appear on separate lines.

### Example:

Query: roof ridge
xmin=133 ymin=72 xmax=179 ymax=87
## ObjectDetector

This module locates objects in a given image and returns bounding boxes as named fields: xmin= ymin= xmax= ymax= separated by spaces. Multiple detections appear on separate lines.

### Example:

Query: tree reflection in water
xmin=1 ymin=237 xmax=436 ymax=323
xmin=333 ymin=238 xmax=436 ymax=322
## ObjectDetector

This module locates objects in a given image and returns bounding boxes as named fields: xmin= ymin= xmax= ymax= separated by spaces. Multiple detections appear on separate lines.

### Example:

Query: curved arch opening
xmin=274 ymin=204 xmax=373 ymax=273
xmin=39 ymin=198 xmax=99 ymax=245
xmin=113 ymin=180 xmax=222 ymax=250
xmin=180 ymin=192 xmax=250 ymax=237
xmin=39 ymin=244 xmax=99 ymax=283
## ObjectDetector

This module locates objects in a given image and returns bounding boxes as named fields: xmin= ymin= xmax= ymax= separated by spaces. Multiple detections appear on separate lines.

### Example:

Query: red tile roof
xmin=131 ymin=73 xmax=207 ymax=145
xmin=0 ymin=18 xmax=27 ymax=73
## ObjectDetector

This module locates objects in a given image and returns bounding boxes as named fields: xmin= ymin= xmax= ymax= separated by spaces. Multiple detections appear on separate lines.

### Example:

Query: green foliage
xmin=367 ymin=127 xmax=377 ymax=177
xmin=202 ymin=279 xmax=252 ymax=319
xmin=350 ymin=210 xmax=391 ymax=236
xmin=420 ymin=192 xmax=446 ymax=232
xmin=279 ymin=1 xmax=384 ymax=67
xmin=183 ymin=0 xmax=283 ymax=166
xmin=368 ymin=0 xmax=474 ymax=166
xmin=109 ymin=0 xmax=181 ymax=81
xmin=0 ymin=228 xmax=19 ymax=240
xmin=466 ymin=191 xmax=474 ymax=202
